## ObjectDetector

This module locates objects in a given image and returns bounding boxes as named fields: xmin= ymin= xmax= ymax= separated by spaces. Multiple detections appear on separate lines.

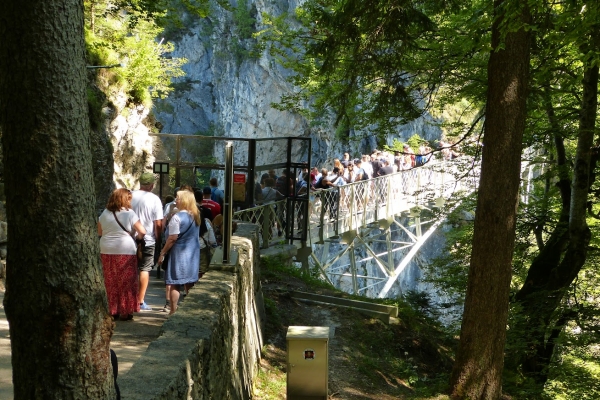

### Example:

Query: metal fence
xmin=150 ymin=134 xmax=311 ymax=210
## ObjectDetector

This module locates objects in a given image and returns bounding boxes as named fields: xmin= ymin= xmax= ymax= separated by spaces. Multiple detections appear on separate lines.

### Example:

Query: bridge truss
xmin=306 ymin=159 xmax=479 ymax=298
xmin=235 ymin=159 xmax=480 ymax=299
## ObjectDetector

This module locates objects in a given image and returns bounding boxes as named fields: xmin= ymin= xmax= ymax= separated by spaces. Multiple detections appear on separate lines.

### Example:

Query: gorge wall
xmin=152 ymin=0 xmax=445 ymax=168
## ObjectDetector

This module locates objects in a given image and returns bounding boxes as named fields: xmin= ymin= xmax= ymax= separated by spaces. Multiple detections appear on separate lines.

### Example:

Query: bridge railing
xmin=233 ymin=200 xmax=287 ymax=248
xmin=233 ymin=158 xmax=479 ymax=247
xmin=309 ymin=159 xmax=478 ymax=241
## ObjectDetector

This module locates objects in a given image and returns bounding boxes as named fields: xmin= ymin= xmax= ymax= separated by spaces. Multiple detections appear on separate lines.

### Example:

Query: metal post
xmin=159 ymin=173 xmax=164 ymax=203
xmin=302 ymin=138 xmax=311 ymax=245
xmin=349 ymin=242 xmax=358 ymax=295
xmin=349 ymin=185 xmax=355 ymax=231
xmin=156 ymin=169 xmax=164 ymax=280
xmin=285 ymin=138 xmax=293 ymax=242
xmin=248 ymin=139 xmax=256 ymax=207
xmin=334 ymin=187 xmax=340 ymax=237
xmin=319 ymin=192 xmax=326 ymax=243
xmin=175 ymin=136 xmax=181 ymax=188
xmin=223 ymin=142 xmax=234 ymax=263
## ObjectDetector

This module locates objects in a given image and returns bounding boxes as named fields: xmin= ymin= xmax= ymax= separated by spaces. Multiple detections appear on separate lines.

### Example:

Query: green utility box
xmin=286 ymin=326 xmax=330 ymax=400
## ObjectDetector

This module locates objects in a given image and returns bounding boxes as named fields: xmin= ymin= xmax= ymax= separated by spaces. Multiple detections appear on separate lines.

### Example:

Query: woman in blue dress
xmin=157 ymin=190 xmax=200 ymax=314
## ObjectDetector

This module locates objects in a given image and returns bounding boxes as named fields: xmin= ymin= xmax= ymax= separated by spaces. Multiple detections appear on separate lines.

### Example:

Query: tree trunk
xmin=0 ymin=1 xmax=115 ymax=398
xmin=449 ymin=1 xmax=531 ymax=398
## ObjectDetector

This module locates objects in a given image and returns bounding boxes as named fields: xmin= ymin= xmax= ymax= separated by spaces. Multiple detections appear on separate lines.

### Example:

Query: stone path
xmin=0 ymin=271 xmax=169 ymax=399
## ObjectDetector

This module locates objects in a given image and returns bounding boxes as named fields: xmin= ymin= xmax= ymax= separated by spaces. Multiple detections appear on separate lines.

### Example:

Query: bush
xmin=85 ymin=4 xmax=187 ymax=107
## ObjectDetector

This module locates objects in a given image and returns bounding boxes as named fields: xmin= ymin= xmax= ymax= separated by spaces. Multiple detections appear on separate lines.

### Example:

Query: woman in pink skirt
xmin=98 ymin=188 xmax=146 ymax=320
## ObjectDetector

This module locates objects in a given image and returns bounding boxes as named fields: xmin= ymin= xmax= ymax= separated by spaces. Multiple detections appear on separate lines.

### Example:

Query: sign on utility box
xmin=286 ymin=326 xmax=330 ymax=400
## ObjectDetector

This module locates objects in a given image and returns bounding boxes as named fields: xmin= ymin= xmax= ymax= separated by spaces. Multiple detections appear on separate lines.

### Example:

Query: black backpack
xmin=200 ymin=206 xmax=213 ymax=223
xmin=314 ymin=177 xmax=324 ymax=189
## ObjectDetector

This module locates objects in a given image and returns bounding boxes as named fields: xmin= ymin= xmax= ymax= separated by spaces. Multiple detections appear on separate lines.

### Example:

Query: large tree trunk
xmin=0 ymin=1 xmax=115 ymax=398
xmin=449 ymin=1 xmax=531 ymax=398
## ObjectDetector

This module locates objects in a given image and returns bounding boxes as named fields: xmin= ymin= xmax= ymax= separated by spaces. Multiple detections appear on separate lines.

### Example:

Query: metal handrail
xmin=233 ymin=199 xmax=287 ymax=248
xmin=233 ymin=158 xmax=480 ymax=247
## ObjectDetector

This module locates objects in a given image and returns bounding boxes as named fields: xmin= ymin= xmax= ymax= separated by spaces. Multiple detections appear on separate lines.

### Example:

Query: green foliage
xmin=233 ymin=0 xmax=257 ymax=40
xmin=544 ymin=349 xmax=600 ymax=400
xmin=85 ymin=1 xmax=187 ymax=106
xmin=159 ymin=0 xmax=212 ymax=41
xmin=259 ymin=0 xmax=491 ymax=143
xmin=385 ymin=138 xmax=406 ymax=153
xmin=384 ymin=134 xmax=429 ymax=154
xmin=261 ymin=255 xmax=336 ymax=290
xmin=402 ymin=290 xmax=439 ymax=319
xmin=231 ymin=0 xmax=259 ymax=67
xmin=420 ymin=198 xmax=476 ymax=331
xmin=86 ymin=87 xmax=106 ymax=130
xmin=263 ymin=297 xmax=281 ymax=327
xmin=253 ymin=363 xmax=286 ymax=399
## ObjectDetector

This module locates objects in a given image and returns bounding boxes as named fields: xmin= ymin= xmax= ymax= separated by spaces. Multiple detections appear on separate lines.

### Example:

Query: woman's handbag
xmin=135 ymin=238 xmax=145 ymax=260
xmin=113 ymin=211 xmax=145 ymax=261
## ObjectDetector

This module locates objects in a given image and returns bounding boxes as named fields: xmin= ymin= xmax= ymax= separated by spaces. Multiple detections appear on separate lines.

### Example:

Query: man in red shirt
xmin=201 ymin=187 xmax=221 ymax=219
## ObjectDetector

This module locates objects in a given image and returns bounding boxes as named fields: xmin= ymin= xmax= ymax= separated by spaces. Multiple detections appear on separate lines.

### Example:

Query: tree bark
xmin=449 ymin=1 xmax=531 ymax=398
xmin=0 ymin=1 xmax=115 ymax=398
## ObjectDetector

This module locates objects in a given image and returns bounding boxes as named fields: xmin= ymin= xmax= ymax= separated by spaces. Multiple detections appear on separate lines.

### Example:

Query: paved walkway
xmin=0 ymin=271 xmax=169 ymax=399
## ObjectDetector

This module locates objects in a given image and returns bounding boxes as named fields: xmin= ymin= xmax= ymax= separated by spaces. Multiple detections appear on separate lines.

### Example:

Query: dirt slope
xmin=256 ymin=264 xmax=455 ymax=399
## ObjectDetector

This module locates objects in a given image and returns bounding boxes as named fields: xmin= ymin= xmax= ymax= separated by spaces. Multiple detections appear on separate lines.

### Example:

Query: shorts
xmin=199 ymin=247 xmax=211 ymax=275
xmin=138 ymin=244 xmax=155 ymax=272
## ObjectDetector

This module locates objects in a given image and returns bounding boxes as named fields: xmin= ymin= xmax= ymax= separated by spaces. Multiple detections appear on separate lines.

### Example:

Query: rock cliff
xmin=153 ymin=0 xmax=444 ymax=167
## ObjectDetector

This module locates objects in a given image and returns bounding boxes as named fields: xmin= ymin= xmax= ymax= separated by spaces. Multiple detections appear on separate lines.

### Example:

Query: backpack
xmin=199 ymin=206 xmax=213 ymax=222
xmin=314 ymin=177 xmax=324 ymax=189
xmin=199 ymin=218 xmax=216 ymax=269
xmin=415 ymin=155 xmax=424 ymax=167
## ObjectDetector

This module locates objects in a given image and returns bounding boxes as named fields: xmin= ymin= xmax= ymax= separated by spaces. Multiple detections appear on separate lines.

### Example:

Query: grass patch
xmin=253 ymin=345 xmax=287 ymax=399
xmin=261 ymin=255 xmax=337 ymax=291
xmin=543 ymin=351 xmax=600 ymax=400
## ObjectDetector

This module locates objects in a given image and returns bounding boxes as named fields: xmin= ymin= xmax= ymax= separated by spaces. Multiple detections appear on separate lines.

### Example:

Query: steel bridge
xmin=234 ymin=158 xmax=480 ymax=299
xmin=148 ymin=134 xmax=538 ymax=299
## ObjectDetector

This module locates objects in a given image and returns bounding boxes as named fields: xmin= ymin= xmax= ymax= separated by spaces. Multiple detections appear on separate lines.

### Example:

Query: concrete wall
xmin=119 ymin=224 xmax=265 ymax=399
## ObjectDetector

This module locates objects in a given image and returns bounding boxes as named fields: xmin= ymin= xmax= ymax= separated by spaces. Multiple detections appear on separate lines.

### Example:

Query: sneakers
xmin=160 ymin=302 xmax=170 ymax=313
xmin=139 ymin=302 xmax=152 ymax=312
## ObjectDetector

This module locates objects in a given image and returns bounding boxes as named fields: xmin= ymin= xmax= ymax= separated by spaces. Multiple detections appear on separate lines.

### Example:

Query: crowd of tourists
xmin=247 ymin=142 xmax=461 ymax=236
xmin=97 ymin=173 xmax=226 ymax=319
xmin=254 ymin=142 xmax=460 ymax=202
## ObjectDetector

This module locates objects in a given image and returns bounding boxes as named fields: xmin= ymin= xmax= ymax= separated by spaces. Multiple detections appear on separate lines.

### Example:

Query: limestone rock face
xmin=153 ymin=0 xmax=443 ymax=168
xmin=109 ymin=105 xmax=154 ymax=189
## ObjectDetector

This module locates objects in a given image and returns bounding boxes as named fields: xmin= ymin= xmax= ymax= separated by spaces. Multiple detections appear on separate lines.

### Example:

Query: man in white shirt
xmin=361 ymin=155 xmax=373 ymax=179
xmin=131 ymin=172 xmax=164 ymax=311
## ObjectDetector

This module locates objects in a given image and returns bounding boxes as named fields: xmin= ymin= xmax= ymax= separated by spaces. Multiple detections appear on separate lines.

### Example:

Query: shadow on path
xmin=0 ymin=270 xmax=169 ymax=399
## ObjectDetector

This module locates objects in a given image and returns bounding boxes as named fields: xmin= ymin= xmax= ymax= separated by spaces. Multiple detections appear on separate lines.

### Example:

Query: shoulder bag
xmin=200 ymin=219 xmax=216 ymax=259
xmin=113 ymin=211 xmax=145 ymax=261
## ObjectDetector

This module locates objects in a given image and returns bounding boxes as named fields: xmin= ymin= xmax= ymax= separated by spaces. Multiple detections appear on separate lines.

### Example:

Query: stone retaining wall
xmin=119 ymin=223 xmax=265 ymax=399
